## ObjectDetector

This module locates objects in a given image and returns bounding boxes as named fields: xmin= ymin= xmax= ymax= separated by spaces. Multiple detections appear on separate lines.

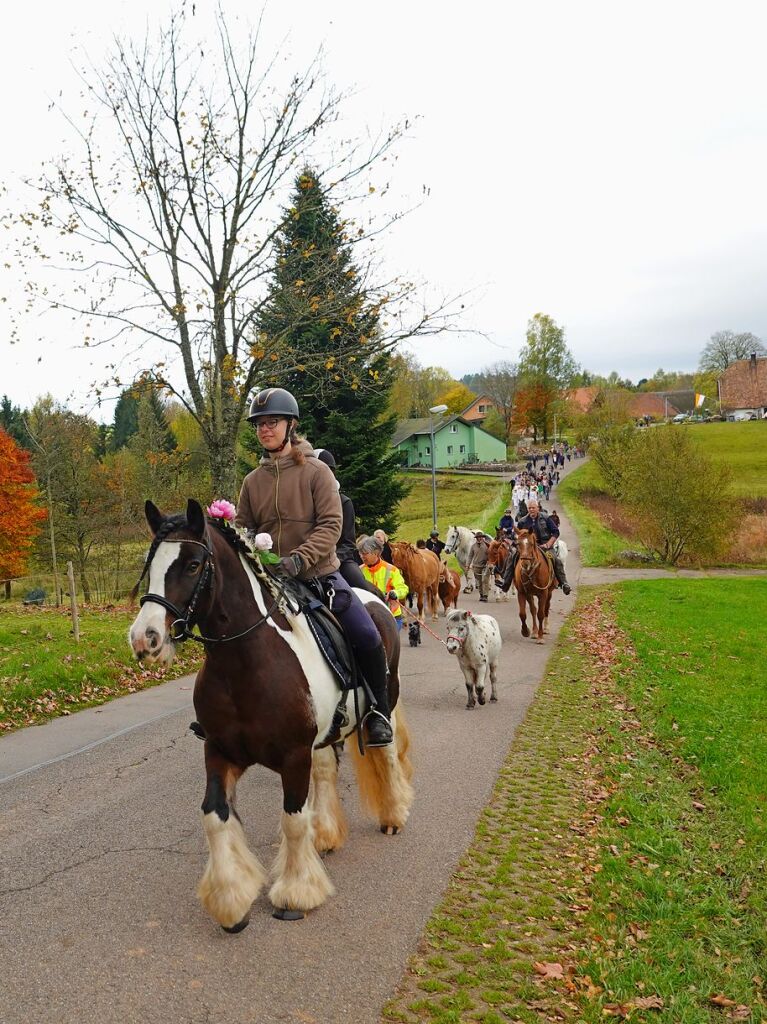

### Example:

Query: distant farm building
xmin=718 ymin=354 xmax=767 ymax=418
xmin=392 ymin=415 xmax=506 ymax=468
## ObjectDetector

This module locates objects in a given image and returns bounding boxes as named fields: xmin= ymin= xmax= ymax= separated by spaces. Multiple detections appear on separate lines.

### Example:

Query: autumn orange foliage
xmin=0 ymin=428 xmax=47 ymax=580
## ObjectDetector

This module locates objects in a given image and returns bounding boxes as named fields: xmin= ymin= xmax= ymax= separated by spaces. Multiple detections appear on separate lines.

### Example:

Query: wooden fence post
xmin=66 ymin=561 xmax=80 ymax=643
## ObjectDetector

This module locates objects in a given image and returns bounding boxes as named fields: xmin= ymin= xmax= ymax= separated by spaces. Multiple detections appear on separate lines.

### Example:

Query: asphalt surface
xmin=0 ymin=466 xmax=583 ymax=1024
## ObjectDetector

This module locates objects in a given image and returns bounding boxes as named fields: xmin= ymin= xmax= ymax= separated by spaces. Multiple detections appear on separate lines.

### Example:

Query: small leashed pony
xmin=129 ymin=500 xmax=413 ymax=931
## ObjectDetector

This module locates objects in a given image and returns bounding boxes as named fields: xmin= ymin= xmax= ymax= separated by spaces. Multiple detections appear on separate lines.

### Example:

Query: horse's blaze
xmin=129 ymin=543 xmax=179 ymax=665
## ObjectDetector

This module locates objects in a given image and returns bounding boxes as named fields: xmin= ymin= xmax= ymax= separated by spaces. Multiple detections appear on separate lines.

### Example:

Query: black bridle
xmin=137 ymin=534 xmax=278 ymax=646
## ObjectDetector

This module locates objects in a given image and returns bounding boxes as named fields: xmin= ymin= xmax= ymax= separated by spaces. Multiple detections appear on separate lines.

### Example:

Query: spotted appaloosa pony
xmin=513 ymin=529 xmax=556 ymax=644
xmin=129 ymin=500 xmax=413 ymax=932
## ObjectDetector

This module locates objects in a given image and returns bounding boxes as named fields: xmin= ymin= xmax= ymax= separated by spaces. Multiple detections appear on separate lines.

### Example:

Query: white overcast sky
xmin=2 ymin=0 xmax=767 ymax=415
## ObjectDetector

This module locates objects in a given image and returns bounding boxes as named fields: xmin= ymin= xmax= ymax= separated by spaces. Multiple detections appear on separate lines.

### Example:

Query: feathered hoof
xmin=221 ymin=912 xmax=250 ymax=934
xmin=380 ymin=824 xmax=400 ymax=836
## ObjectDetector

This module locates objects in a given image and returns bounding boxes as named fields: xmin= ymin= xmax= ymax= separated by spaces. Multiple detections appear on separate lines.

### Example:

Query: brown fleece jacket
xmin=235 ymin=439 xmax=342 ymax=579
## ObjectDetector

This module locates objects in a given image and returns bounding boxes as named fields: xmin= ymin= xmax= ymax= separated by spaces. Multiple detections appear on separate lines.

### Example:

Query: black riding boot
xmin=553 ymin=555 xmax=571 ymax=595
xmin=501 ymin=551 xmax=518 ymax=593
xmin=356 ymin=644 xmax=393 ymax=747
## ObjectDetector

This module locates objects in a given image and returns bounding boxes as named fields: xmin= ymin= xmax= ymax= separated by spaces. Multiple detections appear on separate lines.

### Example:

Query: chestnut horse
xmin=390 ymin=541 xmax=440 ymax=621
xmin=486 ymin=539 xmax=512 ymax=601
xmin=513 ymin=529 xmax=556 ymax=643
xmin=438 ymin=562 xmax=461 ymax=614
xmin=129 ymin=500 xmax=413 ymax=932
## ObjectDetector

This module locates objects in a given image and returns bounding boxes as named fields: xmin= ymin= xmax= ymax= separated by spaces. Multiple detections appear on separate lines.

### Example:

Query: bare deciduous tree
xmin=476 ymin=360 xmax=518 ymax=438
xmin=698 ymin=330 xmax=765 ymax=375
xmin=10 ymin=11 xmax=459 ymax=494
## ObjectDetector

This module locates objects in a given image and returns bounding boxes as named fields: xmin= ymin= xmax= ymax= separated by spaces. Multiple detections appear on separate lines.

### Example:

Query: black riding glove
xmin=278 ymin=553 xmax=303 ymax=578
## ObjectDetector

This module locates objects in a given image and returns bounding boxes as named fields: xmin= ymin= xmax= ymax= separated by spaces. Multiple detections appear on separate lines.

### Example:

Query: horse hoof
xmin=381 ymin=824 xmax=400 ymax=836
xmin=222 ymin=912 xmax=251 ymax=933
xmin=477 ymin=693 xmax=486 ymax=705
xmin=490 ymin=696 xmax=498 ymax=702
xmin=272 ymin=908 xmax=305 ymax=921
xmin=536 ymin=639 xmax=544 ymax=645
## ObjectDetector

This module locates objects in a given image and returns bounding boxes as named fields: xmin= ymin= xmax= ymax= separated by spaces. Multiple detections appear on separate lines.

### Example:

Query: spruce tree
xmin=256 ymin=168 xmax=407 ymax=533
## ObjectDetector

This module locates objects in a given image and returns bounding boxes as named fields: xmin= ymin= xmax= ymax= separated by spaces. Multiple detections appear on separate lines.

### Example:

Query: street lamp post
xmin=429 ymin=404 xmax=448 ymax=531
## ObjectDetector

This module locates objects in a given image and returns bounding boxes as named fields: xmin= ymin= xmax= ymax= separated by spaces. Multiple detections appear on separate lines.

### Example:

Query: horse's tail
xmin=349 ymin=701 xmax=414 ymax=832
xmin=393 ymin=701 xmax=414 ymax=784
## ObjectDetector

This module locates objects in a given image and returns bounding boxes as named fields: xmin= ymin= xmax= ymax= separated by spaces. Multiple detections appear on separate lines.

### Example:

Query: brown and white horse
xmin=129 ymin=500 xmax=413 ymax=931
xmin=390 ymin=541 xmax=440 ymax=622
xmin=513 ymin=529 xmax=556 ymax=643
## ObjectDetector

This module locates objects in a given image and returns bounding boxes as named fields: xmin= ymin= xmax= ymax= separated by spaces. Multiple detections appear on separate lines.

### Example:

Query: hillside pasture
xmin=394 ymin=471 xmax=509 ymax=542
xmin=686 ymin=420 xmax=767 ymax=497
xmin=560 ymin=422 xmax=767 ymax=566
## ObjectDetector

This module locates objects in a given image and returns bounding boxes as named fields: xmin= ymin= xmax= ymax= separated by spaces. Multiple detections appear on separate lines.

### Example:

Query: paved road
xmin=580 ymin=566 xmax=767 ymax=584
xmin=0 ymin=470 xmax=583 ymax=1024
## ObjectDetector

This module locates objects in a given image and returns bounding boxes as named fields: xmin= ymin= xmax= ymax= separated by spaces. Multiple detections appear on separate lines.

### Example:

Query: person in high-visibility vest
xmin=357 ymin=536 xmax=409 ymax=631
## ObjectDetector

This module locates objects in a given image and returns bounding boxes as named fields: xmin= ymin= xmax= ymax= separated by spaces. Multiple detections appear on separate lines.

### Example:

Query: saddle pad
xmin=283 ymin=578 xmax=356 ymax=690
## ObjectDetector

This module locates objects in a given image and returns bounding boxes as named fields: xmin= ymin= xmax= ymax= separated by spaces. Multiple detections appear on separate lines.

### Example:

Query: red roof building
xmin=718 ymin=355 xmax=767 ymax=413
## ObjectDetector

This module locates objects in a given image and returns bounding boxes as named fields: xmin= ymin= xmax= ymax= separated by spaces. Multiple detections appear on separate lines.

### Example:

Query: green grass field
xmin=385 ymin=578 xmax=767 ymax=1023
xmin=0 ymin=605 xmax=201 ymax=731
xmin=687 ymin=421 xmax=767 ymax=497
xmin=395 ymin=472 xmax=509 ymax=541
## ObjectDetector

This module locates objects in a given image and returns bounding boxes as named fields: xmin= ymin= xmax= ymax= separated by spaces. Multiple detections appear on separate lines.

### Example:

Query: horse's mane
xmin=131 ymin=514 xmax=286 ymax=607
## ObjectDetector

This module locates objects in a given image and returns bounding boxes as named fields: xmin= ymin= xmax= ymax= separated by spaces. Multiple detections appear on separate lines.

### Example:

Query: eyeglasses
xmin=254 ymin=417 xmax=285 ymax=430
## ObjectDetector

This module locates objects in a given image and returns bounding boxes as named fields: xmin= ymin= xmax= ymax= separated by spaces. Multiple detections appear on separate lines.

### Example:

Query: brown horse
xmin=487 ymin=539 xmax=512 ymax=601
xmin=129 ymin=500 xmax=413 ymax=932
xmin=513 ymin=529 xmax=556 ymax=643
xmin=390 ymin=541 xmax=440 ymax=621
xmin=438 ymin=562 xmax=461 ymax=614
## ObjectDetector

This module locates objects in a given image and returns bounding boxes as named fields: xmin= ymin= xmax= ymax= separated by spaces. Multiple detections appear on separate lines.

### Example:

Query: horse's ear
xmin=186 ymin=498 xmax=206 ymax=538
xmin=145 ymin=500 xmax=164 ymax=535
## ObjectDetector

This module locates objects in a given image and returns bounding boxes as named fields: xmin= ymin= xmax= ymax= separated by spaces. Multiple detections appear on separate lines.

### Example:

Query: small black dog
xmin=408 ymin=620 xmax=421 ymax=647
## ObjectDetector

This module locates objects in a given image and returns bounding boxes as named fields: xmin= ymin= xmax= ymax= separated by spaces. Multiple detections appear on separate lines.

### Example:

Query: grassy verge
xmin=0 ymin=605 xmax=202 ymax=732
xmin=557 ymin=463 xmax=632 ymax=567
xmin=384 ymin=579 xmax=767 ymax=1022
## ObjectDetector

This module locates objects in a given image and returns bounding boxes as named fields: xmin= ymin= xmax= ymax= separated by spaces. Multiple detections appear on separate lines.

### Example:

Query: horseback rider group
xmin=234 ymin=384 xmax=572 ymax=748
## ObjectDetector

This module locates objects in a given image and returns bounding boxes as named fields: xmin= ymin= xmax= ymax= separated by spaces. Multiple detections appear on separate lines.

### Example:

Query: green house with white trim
xmin=392 ymin=415 xmax=506 ymax=468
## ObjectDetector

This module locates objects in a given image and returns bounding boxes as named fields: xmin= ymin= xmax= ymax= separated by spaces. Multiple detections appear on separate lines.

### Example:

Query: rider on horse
xmin=498 ymin=507 xmax=515 ymax=537
xmin=501 ymin=498 xmax=572 ymax=595
xmin=236 ymin=387 xmax=394 ymax=746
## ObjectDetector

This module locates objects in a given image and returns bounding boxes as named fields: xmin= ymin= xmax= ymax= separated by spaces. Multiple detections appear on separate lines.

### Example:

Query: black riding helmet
xmin=313 ymin=448 xmax=337 ymax=471
xmin=247 ymin=387 xmax=300 ymax=454
xmin=247 ymin=387 xmax=300 ymax=422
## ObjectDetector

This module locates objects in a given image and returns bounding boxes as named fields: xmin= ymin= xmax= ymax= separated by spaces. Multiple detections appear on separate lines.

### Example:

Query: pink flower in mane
xmin=206 ymin=499 xmax=236 ymax=522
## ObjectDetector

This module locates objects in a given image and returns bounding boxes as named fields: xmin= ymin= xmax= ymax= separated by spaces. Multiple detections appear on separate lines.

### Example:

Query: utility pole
xmin=428 ymin=404 xmax=448 ymax=530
